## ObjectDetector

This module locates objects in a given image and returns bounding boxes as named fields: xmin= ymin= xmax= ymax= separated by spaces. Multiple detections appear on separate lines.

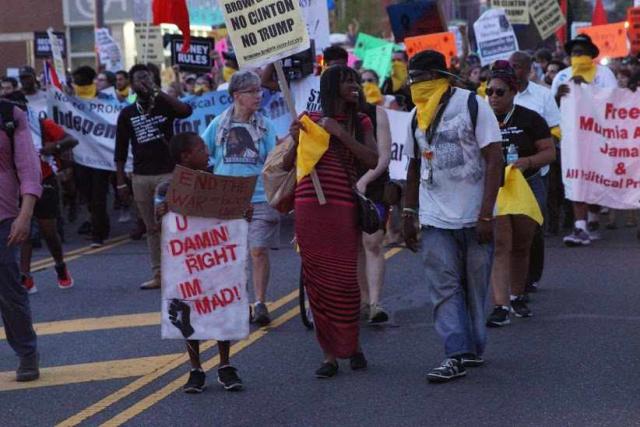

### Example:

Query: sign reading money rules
xmin=220 ymin=0 xmax=310 ymax=68
xmin=170 ymin=35 xmax=215 ymax=72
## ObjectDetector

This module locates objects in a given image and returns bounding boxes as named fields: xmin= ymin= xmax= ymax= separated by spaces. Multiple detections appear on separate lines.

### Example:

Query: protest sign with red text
xmin=561 ymin=83 xmax=640 ymax=209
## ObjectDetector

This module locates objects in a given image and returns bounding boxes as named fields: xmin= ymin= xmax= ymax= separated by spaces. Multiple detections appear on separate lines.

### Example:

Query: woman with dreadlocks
xmin=285 ymin=65 xmax=379 ymax=378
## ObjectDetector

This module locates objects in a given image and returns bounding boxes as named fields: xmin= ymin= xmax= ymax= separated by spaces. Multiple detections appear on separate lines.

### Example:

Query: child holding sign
xmin=155 ymin=132 xmax=244 ymax=393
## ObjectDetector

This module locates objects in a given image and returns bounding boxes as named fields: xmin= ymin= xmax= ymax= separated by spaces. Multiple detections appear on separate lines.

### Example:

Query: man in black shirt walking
xmin=115 ymin=64 xmax=192 ymax=290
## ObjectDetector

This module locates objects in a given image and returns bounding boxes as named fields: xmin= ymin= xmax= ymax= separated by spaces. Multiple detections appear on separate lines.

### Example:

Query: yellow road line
xmin=0 ymin=354 xmax=178 ymax=392
xmin=384 ymin=247 xmax=403 ymax=259
xmin=101 ymin=306 xmax=300 ymax=427
xmin=55 ymin=290 xmax=298 ymax=427
xmin=30 ymin=235 xmax=130 ymax=269
xmin=32 ymin=238 xmax=131 ymax=273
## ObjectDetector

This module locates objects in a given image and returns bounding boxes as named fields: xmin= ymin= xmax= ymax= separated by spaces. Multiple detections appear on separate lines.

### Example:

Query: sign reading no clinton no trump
xmin=170 ymin=36 xmax=214 ymax=72
xmin=220 ymin=0 xmax=310 ymax=68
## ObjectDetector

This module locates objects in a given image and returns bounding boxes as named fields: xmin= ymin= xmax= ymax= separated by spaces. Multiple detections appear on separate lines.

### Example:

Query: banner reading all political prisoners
xmin=48 ymin=88 xmax=133 ymax=172
xmin=220 ymin=0 xmax=310 ymax=68
xmin=561 ymin=83 xmax=640 ymax=209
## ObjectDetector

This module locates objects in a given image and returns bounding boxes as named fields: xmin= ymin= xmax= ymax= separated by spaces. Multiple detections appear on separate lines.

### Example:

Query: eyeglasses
xmin=237 ymin=88 xmax=263 ymax=96
xmin=485 ymin=88 xmax=506 ymax=97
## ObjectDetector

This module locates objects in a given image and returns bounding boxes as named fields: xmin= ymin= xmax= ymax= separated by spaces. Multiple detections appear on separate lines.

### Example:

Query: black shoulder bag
xmin=335 ymin=118 xmax=381 ymax=235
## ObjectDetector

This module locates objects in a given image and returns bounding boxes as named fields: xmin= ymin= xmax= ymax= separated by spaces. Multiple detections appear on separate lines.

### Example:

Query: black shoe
xmin=460 ymin=354 xmax=484 ymax=368
xmin=368 ymin=304 xmax=389 ymax=324
xmin=511 ymin=296 xmax=533 ymax=318
xmin=525 ymin=282 xmax=539 ymax=294
xmin=217 ymin=365 xmax=243 ymax=391
xmin=349 ymin=352 xmax=368 ymax=370
xmin=315 ymin=361 xmax=338 ymax=379
xmin=486 ymin=306 xmax=510 ymax=327
xmin=427 ymin=358 xmax=466 ymax=383
xmin=16 ymin=353 xmax=39 ymax=382
xmin=251 ymin=302 xmax=271 ymax=326
xmin=183 ymin=369 xmax=206 ymax=393
xmin=90 ymin=239 xmax=104 ymax=249
xmin=77 ymin=221 xmax=92 ymax=235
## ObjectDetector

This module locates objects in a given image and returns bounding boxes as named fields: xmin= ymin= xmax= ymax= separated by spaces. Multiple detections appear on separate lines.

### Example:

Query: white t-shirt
xmin=406 ymin=89 xmax=502 ymax=229
xmin=292 ymin=75 xmax=321 ymax=114
xmin=515 ymin=81 xmax=560 ymax=127
xmin=550 ymin=64 xmax=617 ymax=96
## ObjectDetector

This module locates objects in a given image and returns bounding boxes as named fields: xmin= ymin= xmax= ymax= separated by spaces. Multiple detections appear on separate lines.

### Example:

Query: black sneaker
xmin=315 ymin=361 xmax=338 ymax=379
xmin=183 ymin=369 xmax=206 ymax=393
xmin=460 ymin=354 xmax=484 ymax=368
xmin=90 ymin=239 xmax=104 ymax=249
xmin=349 ymin=352 xmax=368 ymax=370
xmin=368 ymin=304 xmax=389 ymax=324
xmin=251 ymin=302 xmax=271 ymax=326
xmin=486 ymin=306 xmax=510 ymax=327
xmin=427 ymin=358 xmax=466 ymax=383
xmin=217 ymin=366 xmax=243 ymax=391
xmin=525 ymin=282 xmax=539 ymax=294
xmin=16 ymin=353 xmax=39 ymax=382
xmin=511 ymin=297 xmax=533 ymax=318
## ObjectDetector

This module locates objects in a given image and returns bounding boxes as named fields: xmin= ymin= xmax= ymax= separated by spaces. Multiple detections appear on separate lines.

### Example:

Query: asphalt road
xmin=1 ymin=210 xmax=640 ymax=426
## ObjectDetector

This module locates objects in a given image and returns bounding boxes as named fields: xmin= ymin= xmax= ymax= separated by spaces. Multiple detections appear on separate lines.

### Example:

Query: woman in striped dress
xmin=285 ymin=66 xmax=379 ymax=378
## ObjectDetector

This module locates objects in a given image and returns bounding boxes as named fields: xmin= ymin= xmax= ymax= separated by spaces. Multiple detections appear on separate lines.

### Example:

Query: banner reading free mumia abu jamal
xmin=220 ymin=0 xmax=310 ymax=68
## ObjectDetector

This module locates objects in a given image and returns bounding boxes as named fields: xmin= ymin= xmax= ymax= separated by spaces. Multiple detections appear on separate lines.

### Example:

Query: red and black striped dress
xmin=295 ymin=112 xmax=372 ymax=358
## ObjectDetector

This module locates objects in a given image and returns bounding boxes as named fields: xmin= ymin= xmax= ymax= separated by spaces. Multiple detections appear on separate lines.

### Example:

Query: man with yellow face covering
xmin=551 ymin=34 xmax=617 ymax=247
xmin=402 ymin=50 xmax=503 ymax=384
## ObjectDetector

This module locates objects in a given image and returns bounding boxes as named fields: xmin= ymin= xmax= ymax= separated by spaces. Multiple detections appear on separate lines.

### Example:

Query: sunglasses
xmin=362 ymin=78 xmax=377 ymax=83
xmin=486 ymin=88 xmax=506 ymax=97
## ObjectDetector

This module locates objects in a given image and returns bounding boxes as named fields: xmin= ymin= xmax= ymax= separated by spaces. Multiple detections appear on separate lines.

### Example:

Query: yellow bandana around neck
xmin=477 ymin=81 xmax=487 ymax=99
xmin=391 ymin=60 xmax=408 ymax=92
xmin=410 ymin=79 xmax=450 ymax=131
xmin=571 ymin=56 xmax=596 ymax=83
xmin=75 ymin=83 xmax=97 ymax=99
xmin=223 ymin=66 xmax=236 ymax=82
xmin=117 ymin=86 xmax=130 ymax=98
xmin=363 ymin=82 xmax=383 ymax=105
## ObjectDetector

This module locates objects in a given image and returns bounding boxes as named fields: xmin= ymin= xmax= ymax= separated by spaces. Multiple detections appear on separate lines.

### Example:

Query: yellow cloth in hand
xmin=496 ymin=165 xmax=544 ymax=225
xmin=223 ymin=66 xmax=236 ymax=82
xmin=75 ymin=83 xmax=97 ymax=99
xmin=550 ymin=126 xmax=561 ymax=140
xmin=296 ymin=115 xmax=330 ymax=182
xmin=391 ymin=60 xmax=408 ymax=92
xmin=410 ymin=79 xmax=450 ymax=131
xmin=363 ymin=82 xmax=383 ymax=105
xmin=571 ymin=56 xmax=596 ymax=83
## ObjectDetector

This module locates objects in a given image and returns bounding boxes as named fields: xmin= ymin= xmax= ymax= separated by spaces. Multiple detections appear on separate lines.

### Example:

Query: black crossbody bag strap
xmin=412 ymin=88 xmax=455 ymax=162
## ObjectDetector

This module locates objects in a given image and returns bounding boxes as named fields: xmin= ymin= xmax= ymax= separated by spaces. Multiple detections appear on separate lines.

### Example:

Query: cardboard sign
xmin=387 ymin=109 xmax=413 ymax=181
xmin=629 ymin=8 xmax=640 ymax=55
xmin=161 ymin=212 xmax=250 ymax=341
xmin=167 ymin=165 xmax=256 ymax=219
xmin=219 ymin=0 xmax=311 ymax=68
xmin=529 ymin=0 xmax=566 ymax=40
xmin=95 ymin=28 xmax=124 ymax=72
xmin=47 ymin=29 xmax=67 ymax=87
xmin=491 ymin=0 xmax=530 ymax=25
xmin=386 ymin=0 xmax=447 ymax=42
xmin=34 ymin=32 xmax=66 ymax=59
xmin=170 ymin=35 xmax=214 ymax=71
xmin=473 ymin=9 xmax=519 ymax=66
xmin=299 ymin=0 xmax=331 ymax=52
xmin=405 ymin=32 xmax=457 ymax=67
xmin=579 ymin=23 xmax=630 ymax=61
xmin=362 ymin=43 xmax=395 ymax=82
xmin=135 ymin=23 xmax=164 ymax=64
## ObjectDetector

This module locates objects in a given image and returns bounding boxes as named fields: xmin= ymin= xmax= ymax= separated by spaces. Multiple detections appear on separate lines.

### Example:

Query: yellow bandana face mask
xmin=117 ymin=86 xmax=130 ymax=98
xmin=410 ymin=78 xmax=450 ymax=131
xmin=571 ymin=56 xmax=596 ymax=83
xmin=363 ymin=82 xmax=383 ymax=105
xmin=194 ymin=84 xmax=209 ymax=96
xmin=477 ymin=81 xmax=488 ymax=99
xmin=75 ymin=83 xmax=97 ymax=99
xmin=223 ymin=66 xmax=236 ymax=82
xmin=391 ymin=60 xmax=408 ymax=92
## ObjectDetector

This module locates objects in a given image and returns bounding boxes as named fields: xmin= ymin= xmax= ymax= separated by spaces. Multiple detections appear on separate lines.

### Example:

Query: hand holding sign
xmin=169 ymin=299 xmax=195 ymax=338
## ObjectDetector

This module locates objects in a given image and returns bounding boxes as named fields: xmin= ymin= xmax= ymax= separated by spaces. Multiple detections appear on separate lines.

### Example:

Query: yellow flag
xmin=496 ymin=165 xmax=544 ymax=225
xmin=296 ymin=115 xmax=330 ymax=182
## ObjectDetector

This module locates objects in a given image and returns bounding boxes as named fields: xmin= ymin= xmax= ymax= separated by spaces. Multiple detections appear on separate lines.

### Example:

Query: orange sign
xmin=404 ymin=31 xmax=457 ymax=67
xmin=628 ymin=8 xmax=640 ymax=55
xmin=578 ymin=22 xmax=630 ymax=61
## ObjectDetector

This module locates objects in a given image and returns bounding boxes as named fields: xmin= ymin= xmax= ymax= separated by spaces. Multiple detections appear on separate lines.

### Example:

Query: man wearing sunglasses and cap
xmin=403 ymin=50 xmax=503 ymax=383
xmin=551 ymin=34 xmax=617 ymax=247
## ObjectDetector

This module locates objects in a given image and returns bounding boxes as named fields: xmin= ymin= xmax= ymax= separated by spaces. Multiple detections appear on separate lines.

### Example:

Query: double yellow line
xmin=30 ymin=235 xmax=131 ymax=273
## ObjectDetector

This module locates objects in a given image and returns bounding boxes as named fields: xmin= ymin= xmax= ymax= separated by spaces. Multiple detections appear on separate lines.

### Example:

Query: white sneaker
xmin=118 ymin=209 xmax=132 ymax=223
xmin=563 ymin=228 xmax=591 ymax=247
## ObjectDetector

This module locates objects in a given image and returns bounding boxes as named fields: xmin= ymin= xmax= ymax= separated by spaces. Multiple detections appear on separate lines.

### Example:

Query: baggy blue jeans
xmin=0 ymin=219 xmax=37 ymax=358
xmin=420 ymin=226 xmax=494 ymax=358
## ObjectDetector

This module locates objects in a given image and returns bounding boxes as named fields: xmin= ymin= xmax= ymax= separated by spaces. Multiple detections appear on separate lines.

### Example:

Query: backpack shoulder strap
xmin=467 ymin=91 xmax=478 ymax=133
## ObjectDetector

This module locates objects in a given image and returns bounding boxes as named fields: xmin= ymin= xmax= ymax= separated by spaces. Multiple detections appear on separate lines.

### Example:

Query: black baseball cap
xmin=19 ymin=66 xmax=36 ymax=77
xmin=565 ymin=34 xmax=599 ymax=58
xmin=408 ymin=50 xmax=457 ymax=81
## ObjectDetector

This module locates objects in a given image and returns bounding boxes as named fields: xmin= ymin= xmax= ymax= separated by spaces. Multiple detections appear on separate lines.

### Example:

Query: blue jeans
xmin=420 ymin=226 xmax=493 ymax=358
xmin=0 ymin=219 xmax=37 ymax=358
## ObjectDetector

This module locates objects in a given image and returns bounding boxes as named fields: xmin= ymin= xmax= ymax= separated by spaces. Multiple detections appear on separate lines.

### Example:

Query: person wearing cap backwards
xmin=551 ymin=34 xmax=617 ymax=247
xmin=402 ymin=50 xmax=503 ymax=383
